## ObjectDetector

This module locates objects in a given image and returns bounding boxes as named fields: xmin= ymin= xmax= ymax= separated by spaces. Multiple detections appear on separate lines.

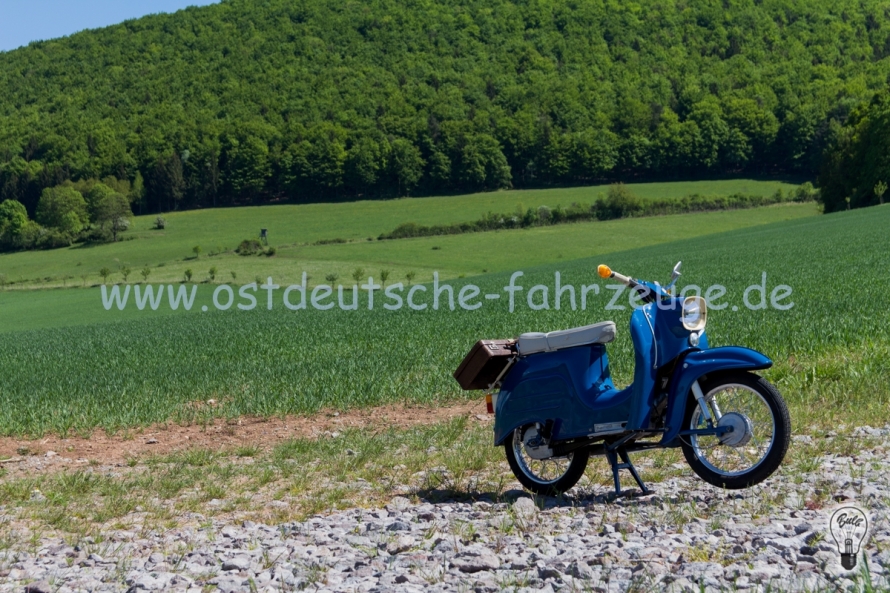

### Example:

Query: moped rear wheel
xmin=681 ymin=371 xmax=790 ymax=489
xmin=505 ymin=424 xmax=589 ymax=496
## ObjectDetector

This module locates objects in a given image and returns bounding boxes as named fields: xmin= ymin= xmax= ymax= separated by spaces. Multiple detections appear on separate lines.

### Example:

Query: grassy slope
xmin=0 ymin=203 xmax=816 ymax=333
xmin=0 ymin=179 xmax=797 ymax=286
xmin=0 ymin=204 xmax=887 ymax=436
xmin=299 ymin=202 xmax=816 ymax=276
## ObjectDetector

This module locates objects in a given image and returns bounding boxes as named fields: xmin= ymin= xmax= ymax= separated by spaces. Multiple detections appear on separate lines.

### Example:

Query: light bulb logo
xmin=829 ymin=506 xmax=869 ymax=570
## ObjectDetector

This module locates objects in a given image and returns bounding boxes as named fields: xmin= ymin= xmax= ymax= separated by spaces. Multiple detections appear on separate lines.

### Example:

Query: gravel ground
xmin=2 ymin=430 xmax=889 ymax=592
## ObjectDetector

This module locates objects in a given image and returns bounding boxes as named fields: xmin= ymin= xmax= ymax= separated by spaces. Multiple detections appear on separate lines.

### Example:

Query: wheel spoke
xmin=689 ymin=383 xmax=776 ymax=477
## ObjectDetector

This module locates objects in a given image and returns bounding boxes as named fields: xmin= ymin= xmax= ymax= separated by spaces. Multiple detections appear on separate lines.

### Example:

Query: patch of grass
xmin=0 ymin=418 xmax=509 ymax=534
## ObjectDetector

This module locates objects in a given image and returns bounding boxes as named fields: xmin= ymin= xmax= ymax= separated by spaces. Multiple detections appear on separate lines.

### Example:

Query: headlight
xmin=682 ymin=296 xmax=707 ymax=332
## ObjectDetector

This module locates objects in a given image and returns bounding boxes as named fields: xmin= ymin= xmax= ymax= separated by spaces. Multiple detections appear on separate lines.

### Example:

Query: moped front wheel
xmin=681 ymin=371 xmax=790 ymax=489
xmin=505 ymin=424 xmax=589 ymax=496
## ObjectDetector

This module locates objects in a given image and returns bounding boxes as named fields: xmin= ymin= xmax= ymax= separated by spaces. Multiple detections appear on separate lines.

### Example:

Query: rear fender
xmin=493 ymin=372 xmax=572 ymax=446
xmin=660 ymin=346 xmax=772 ymax=445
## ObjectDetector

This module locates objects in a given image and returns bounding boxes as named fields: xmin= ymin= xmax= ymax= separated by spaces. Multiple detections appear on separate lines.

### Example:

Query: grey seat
xmin=517 ymin=321 xmax=616 ymax=355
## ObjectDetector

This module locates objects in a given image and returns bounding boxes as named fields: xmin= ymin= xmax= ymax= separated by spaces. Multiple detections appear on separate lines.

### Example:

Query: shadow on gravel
xmin=414 ymin=485 xmax=681 ymax=510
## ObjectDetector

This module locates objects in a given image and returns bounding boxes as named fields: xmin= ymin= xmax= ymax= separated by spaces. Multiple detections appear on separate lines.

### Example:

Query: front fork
xmin=691 ymin=380 xmax=722 ymax=425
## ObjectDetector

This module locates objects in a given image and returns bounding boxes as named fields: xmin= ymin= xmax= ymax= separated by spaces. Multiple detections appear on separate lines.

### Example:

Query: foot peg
xmin=605 ymin=446 xmax=650 ymax=496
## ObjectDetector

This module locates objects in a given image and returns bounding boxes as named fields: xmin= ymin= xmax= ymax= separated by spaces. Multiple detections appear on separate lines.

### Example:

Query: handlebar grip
xmin=598 ymin=264 xmax=634 ymax=287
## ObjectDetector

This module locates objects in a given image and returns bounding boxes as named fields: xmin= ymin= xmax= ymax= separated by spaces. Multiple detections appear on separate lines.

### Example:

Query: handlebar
xmin=598 ymin=264 xmax=658 ymax=304
xmin=597 ymin=264 xmax=632 ymax=286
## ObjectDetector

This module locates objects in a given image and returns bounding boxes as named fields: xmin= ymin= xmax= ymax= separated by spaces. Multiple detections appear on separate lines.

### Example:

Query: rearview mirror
xmin=667 ymin=261 xmax=682 ymax=288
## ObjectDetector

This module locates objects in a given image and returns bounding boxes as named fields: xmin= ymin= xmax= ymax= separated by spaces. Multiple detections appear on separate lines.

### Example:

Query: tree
xmin=141 ymin=267 xmax=151 ymax=282
xmin=405 ymin=271 xmax=416 ymax=284
xmin=184 ymin=269 xmax=193 ymax=282
xmin=722 ymin=98 xmax=779 ymax=168
xmin=875 ymin=181 xmax=887 ymax=205
xmin=93 ymin=191 xmax=132 ymax=242
xmin=572 ymin=130 xmax=619 ymax=178
xmin=129 ymin=171 xmax=146 ymax=213
xmin=345 ymin=137 xmax=387 ymax=192
xmin=457 ymin=135 xmax=511 ymax=190
xmin=389 ymin=138 xmax=424 ymax=196
xmin=380 ymin=269 xmax=391 ymax=286
xmin=351 ymin=267 xmax=365 ymax=282
xmin=0 ymin=199 xmax=31 ymax=249
xmin=819 ymin=93 xmax=890 ymax=211
xmin=99 ymin=267 xmax=111 ymax=284
xmin=145 ymin=153 xmax=185 ymax=213
xmin=84 ymin=183 xmax=118 ymax=221
xmin=193 ymin=245 xmax=202 ymax=258
xmin=35 ymin=186 xmax=88 ymax=236
xmin=221 ymin=133 xmax=272 ymax=201
xmin=209 ymin=266 xmax=217 ymax=281
xmin=282 ymin=124 xmax=348 ymax=198
xmin=121 ymin=267 xmax=131 ymax=282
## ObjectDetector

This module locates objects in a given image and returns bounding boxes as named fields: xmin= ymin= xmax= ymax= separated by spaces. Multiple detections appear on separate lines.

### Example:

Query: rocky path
xmin=2 ymin=431 xmax=889 ymax=592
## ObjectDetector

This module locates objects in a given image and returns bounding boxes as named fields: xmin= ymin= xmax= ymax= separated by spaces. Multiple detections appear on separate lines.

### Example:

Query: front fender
xmin=660 ymin=346 xmax=772 ymax=445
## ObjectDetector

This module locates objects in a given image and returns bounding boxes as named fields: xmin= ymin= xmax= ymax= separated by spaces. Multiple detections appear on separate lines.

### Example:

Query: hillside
xmin=0 ymin=178 xmax=802 ymax=288
xmin=0 ymin=0 xmax=888 ymax=214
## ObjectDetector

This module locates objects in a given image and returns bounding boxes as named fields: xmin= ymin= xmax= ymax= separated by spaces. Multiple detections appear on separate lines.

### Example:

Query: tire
xmin=681 ymin=371 xmax=790 ymax=489
xmin=505 ymin=424 xmax=589 ymax=496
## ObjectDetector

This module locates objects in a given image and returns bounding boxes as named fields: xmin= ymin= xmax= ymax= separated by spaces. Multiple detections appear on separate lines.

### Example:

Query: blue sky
xmin=0 ymin=0 xmax=221 ymax=52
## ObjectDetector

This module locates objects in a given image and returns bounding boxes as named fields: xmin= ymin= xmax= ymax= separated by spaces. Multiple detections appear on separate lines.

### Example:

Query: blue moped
xmin=460 ymin=262 xmax=791 ymax=496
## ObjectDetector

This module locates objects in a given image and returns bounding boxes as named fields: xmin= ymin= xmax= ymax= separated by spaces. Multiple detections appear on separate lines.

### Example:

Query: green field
xmin=0 ymin=202 xmax=887 ymax=437
xmin=0 ymin=179 xmax=798 ymax=288
xmin=0 ymin=202 xmax=817 ymax=333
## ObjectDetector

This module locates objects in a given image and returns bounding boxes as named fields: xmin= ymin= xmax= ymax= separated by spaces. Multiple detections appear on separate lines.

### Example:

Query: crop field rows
xmin=0 ymin=205 xmax=887 ymax=437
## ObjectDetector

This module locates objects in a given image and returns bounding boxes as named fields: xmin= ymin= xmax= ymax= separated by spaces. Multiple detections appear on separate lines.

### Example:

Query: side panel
xmin=493 ymin=345 xmax=633 ymax=445
xmin=659 ymin=346 xmax=773 ymax=444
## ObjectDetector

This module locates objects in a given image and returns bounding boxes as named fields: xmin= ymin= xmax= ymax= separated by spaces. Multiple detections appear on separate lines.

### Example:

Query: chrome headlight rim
xmin=682 ymin=296 xmax=708 ymax=332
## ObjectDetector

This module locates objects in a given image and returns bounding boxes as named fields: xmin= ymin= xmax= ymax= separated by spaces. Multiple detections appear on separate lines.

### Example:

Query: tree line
xmin=0 ymin=0 xmax=888 ymax=220
xmin=818 ymin=90 xmax=890 ymax=212
xmin=0 ymin=179 xmax=132 ymax=251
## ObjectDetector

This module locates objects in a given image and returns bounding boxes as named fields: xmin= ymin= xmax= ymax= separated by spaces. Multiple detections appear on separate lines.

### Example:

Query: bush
xmin=596 ymin=184 xmax=643 ymax=220
xmin=793 ymin=182 xmax=818 ymax=203
xmin=154 ymin=217 xmax=166 ymax=230
xmin=236 ymin=239 xmax=263 ymax=255
xmin=381 ymin=223 xmax=420 ymax=240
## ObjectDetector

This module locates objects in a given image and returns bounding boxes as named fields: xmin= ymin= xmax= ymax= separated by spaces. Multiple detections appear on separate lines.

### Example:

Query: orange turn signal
xmin=597 ymin=264 xmax=612 ymax=279
xmin=485 ymin=393 xmax=494 ymax=414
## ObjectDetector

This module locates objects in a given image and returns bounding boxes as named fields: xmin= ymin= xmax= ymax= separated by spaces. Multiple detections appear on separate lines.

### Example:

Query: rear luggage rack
xmin=453 ymin=339 xmax=517 ymax=390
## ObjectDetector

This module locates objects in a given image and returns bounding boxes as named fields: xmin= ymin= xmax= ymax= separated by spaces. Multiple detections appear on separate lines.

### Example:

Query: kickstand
xmin=604 ymin=446 xmax=650 ymax=496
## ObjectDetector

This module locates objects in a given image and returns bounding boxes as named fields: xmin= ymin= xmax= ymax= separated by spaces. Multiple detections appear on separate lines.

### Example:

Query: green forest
xmin=1 ymin=0 xmax=889 ymax=222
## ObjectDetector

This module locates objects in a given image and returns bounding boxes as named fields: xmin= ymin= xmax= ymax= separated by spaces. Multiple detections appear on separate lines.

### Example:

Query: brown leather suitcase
xmin=453 ymin=339 xmax=516 ymax=390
